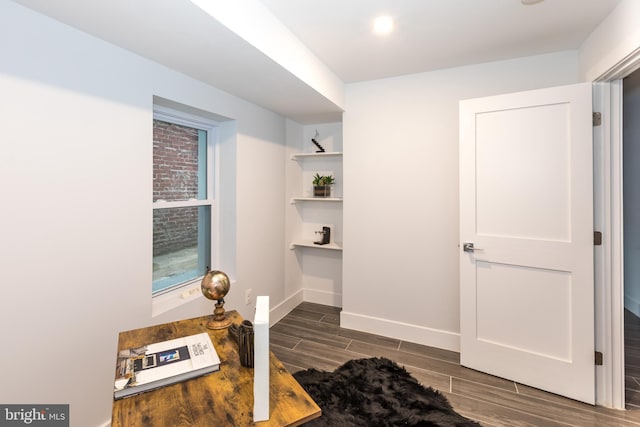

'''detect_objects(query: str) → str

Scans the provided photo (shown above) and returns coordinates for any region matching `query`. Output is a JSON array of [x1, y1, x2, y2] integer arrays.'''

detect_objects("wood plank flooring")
[[270, 302, 640, 427], [627, 309, 640, 409]]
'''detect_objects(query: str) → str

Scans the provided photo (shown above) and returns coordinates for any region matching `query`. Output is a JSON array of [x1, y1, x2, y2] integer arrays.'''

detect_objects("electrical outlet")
[[245, 288, 253, 305]]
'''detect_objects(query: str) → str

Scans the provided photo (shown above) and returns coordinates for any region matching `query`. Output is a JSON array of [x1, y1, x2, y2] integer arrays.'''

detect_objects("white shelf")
[[289, 143, 343, 254], [290, 197, 343, 204], [290, 151, 343, 160], [289, 240, 343, 251]]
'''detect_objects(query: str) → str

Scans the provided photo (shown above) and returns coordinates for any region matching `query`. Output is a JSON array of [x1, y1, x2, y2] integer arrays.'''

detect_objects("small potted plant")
[[312, 173, 335, 197]]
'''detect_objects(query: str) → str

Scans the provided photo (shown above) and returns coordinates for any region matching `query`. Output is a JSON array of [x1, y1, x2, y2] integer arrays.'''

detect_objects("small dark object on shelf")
[[314, 227, 331, 245], [312, 129, 325, 153]]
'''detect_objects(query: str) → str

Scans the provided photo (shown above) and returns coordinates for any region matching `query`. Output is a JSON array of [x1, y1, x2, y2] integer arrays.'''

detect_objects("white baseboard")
[[273, 291, 458, 353], [625, 293, 640, 318], [98, 419, 111, 427], [269, 289, 304, 326], [340, 310, 460, 352], [302, 288, 342, 307]]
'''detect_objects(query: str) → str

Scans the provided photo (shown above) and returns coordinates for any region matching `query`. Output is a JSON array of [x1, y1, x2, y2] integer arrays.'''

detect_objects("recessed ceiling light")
[[521, 0, 544, 5], [373, 16, 394, 35]]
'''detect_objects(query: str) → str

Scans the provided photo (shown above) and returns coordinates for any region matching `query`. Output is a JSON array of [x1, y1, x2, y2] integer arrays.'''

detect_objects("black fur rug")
[[293, 357, 481, 427]]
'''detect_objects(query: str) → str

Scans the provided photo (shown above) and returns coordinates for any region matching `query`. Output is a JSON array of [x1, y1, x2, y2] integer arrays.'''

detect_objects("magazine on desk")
[[114, 332, 220, 400]]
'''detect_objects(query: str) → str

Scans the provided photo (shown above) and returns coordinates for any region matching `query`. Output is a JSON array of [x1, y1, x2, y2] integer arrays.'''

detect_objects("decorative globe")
[[201, 270, 231, 301]]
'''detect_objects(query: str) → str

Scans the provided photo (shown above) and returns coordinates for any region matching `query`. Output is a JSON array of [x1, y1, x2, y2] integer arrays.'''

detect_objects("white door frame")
[[595, 47, 640, 409]]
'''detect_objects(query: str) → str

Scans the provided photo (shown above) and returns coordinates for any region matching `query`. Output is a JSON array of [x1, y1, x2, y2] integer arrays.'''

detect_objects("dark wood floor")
[[270, 302, 640, 427], [627, 309, 640, 409]]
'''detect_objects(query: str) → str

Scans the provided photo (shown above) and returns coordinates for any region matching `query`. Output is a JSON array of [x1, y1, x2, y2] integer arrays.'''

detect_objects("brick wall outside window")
[[153, 120, 200, 256]]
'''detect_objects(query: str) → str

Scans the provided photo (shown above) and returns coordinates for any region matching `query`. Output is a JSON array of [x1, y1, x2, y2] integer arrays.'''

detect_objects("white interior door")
[[459, 83, 595, 404]]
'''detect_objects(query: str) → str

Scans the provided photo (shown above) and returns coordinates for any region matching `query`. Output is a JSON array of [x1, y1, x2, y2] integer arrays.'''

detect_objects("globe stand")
[[201, 270, 232, 329], [207, 299, 232, 330]]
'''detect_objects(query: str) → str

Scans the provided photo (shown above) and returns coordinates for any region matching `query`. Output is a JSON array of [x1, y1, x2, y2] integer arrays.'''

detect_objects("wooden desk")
[[111, 311, 321, 427]]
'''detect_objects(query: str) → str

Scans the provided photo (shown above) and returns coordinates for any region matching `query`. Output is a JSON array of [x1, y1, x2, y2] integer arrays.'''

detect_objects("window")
[[152, 107, 216, 295]]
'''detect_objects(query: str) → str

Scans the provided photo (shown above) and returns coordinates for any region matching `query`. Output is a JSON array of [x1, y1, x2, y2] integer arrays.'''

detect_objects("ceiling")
[[13, 0, 621, 123], [260, 0, 621, 83]]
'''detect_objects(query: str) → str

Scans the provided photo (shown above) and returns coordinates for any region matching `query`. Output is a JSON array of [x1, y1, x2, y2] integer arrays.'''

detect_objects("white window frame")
[[151, 105, 218, 312]]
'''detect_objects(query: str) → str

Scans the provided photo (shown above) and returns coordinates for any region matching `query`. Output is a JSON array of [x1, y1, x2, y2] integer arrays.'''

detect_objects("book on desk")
[[114, 332, 220, 400]]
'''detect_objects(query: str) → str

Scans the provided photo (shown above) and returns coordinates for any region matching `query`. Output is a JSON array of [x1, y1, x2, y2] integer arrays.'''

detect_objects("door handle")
[[463, 242, 481, 253]]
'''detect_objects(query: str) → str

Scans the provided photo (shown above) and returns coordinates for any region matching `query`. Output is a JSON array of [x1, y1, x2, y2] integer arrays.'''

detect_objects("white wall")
[[579, 0, 640, 81], [0, 3, 287, 426], [341, 51, 580, 351]]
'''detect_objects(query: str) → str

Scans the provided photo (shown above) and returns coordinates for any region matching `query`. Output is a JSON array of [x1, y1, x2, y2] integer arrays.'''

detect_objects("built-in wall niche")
[[287, 122, 343, 306], [289, 124, 343, 251]]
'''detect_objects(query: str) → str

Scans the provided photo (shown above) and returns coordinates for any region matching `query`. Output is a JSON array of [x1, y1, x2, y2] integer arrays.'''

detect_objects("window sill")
[[151, 278, 203, 317], [151, 276, 237, 317]]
